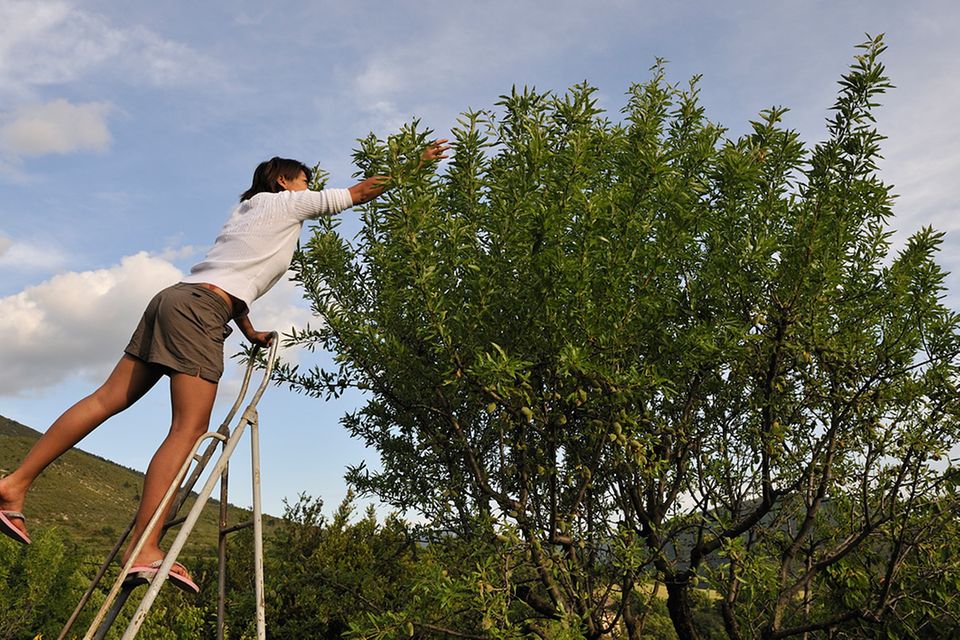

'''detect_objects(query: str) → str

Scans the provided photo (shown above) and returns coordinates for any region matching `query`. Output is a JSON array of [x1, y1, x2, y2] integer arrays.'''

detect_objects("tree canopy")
[[278, 35, 960, 640]]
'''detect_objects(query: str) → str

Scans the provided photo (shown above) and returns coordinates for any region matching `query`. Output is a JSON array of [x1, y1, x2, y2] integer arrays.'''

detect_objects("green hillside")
[[0, 414, 275, 558]]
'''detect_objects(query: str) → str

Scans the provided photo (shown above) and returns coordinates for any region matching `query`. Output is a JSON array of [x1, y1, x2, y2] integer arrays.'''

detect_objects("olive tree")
[[278, 36, 960, 640]]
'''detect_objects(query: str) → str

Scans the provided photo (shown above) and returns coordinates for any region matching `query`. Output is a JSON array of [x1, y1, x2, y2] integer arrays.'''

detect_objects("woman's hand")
[[234, 314, 274, 347], [348, 139, 451, 206], [246, 330, 274, 348], [421, 139, 450, 163]]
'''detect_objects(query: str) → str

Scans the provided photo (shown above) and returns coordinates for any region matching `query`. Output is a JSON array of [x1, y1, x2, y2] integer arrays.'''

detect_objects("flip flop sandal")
[[125, 559, 200, 594], [0, 511, 31, 545]]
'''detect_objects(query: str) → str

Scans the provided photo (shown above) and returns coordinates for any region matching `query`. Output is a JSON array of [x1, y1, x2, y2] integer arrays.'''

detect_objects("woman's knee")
[[87, 385, 133, 418], [171, 418, 210, 438]]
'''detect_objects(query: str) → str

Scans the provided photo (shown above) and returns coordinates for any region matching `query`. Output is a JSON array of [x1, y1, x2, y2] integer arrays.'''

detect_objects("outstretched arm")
[[347, 139, 450, 205], [348, 175, 391, 205]]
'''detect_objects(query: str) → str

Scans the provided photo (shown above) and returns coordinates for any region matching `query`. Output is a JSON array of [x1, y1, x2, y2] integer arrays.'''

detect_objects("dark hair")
[[240, 157, 312, 201]]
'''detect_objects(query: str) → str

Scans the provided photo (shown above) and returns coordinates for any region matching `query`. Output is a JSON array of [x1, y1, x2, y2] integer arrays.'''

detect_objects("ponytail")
[[240, 157, 312, 201]]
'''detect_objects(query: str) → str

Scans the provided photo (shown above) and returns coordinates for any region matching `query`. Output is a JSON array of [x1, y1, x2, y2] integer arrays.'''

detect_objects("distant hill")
[[0, 414, 274, 557]]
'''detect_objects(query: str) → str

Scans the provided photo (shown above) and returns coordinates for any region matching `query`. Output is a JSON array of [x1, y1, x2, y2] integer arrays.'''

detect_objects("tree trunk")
[[622, 585, 641, 640], [720, 601, 742, 640], [665, 578, 699, 640]]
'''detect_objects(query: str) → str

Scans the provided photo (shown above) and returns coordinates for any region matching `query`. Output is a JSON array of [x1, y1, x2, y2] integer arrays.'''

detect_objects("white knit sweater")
[[181, 188, 353, 307]]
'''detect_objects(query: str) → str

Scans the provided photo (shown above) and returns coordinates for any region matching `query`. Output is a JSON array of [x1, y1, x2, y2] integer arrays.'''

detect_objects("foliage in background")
[[0, 529, 86, 640], [0, 493, 715, 639], [278, 35, 960, 640], [0, 530, 208, 640]]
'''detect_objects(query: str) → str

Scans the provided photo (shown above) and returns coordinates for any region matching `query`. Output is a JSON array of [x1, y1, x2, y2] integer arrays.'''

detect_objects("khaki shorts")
[[124, 283, 233, 383]]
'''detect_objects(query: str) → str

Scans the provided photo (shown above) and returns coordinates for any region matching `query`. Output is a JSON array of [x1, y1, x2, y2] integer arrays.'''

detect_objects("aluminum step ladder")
[[58, 334, 279, 640]]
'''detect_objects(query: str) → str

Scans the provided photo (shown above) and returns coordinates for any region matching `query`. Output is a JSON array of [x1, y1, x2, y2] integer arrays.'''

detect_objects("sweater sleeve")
[[286, 188, 354, 221]]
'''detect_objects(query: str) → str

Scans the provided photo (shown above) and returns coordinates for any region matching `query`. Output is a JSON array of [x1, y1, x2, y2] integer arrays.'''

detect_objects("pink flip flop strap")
[[127, 559, 199, 593], [0, 510, 31, 544]]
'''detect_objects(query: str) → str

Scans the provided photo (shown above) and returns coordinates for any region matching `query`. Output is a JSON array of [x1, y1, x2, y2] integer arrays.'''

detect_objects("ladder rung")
[[220, 520, 254, 537]]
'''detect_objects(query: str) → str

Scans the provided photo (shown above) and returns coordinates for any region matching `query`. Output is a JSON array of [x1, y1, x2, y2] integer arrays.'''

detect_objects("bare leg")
[[124, 372, 217, 577], [0, 355, 162, 539]]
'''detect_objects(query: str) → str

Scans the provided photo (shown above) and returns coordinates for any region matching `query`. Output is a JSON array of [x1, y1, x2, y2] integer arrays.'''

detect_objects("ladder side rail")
[[168, 423, 229, 520], [245, 335, 278, 410], [217, 455, 230, 640], [250, 413, 266, 640], [64, 425, 232, 640], [90, 586, 135, 640], [217, 335, 278, 640], [164, 341, 262, 524], [247, 335, 277, 640], [217, 342, 261, 433]]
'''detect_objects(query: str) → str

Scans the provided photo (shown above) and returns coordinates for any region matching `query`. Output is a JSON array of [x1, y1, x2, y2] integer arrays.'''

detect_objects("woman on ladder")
[[0, 140, 449, 592]]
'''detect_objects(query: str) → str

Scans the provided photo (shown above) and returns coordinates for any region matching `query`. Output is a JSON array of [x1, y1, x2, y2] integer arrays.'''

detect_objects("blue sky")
[[2, 0, 958, 518]]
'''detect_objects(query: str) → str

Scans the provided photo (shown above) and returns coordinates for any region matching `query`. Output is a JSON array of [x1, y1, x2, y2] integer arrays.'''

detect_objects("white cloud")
[[0, 1, 123, 93], [0, 256, 319, 397], [244, 272, 315, 339], [155, 244, 201, 263], [0, 99, 111, 156], [876, 47, 960, 242], [0, 252, 181, 395], [0, 1, 227, 162], [344, 6, 587, 126], [0, 0, 224, 98], [125, 25, 225, 87], [0, 237, 69, 271]]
